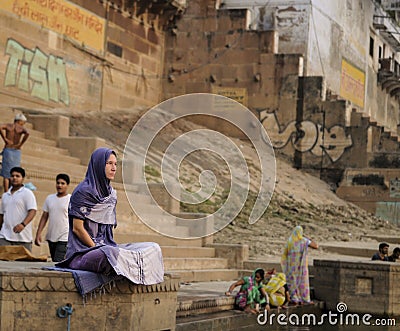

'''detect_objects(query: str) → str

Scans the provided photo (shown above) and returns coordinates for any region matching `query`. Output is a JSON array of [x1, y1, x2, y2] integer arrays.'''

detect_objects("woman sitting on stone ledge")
[[56, 147, 164, 287]]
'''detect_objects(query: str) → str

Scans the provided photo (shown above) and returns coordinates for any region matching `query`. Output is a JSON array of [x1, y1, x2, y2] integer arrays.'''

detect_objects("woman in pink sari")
[[281, 225, 318, 305]]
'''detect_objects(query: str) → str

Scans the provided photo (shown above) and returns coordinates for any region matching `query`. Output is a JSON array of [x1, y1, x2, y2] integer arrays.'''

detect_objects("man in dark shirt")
[[371, 242, 389, 261], [388, 247, 400, 262]]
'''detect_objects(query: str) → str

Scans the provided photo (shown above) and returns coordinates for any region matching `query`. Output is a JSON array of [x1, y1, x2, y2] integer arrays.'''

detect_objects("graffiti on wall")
[[260, 111, 352, 162], [390, 178, 400, 198], [4, 39, 69, 105]]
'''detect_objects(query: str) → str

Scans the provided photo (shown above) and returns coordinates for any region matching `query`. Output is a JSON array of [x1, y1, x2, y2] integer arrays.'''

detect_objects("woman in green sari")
[[225, 268, 269, 314]]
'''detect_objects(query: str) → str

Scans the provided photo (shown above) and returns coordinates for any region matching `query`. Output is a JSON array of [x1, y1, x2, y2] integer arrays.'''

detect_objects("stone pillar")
[[313, 259, 400, 316]]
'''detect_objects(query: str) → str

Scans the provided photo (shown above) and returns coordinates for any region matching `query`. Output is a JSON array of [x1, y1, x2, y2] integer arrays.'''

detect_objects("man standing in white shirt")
[[35, 174, 70, 262], [0, 167, 37, 251]]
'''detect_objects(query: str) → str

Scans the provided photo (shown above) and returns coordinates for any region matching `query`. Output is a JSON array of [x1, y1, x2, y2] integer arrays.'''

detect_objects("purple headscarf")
[[69, 147, 117, 225]]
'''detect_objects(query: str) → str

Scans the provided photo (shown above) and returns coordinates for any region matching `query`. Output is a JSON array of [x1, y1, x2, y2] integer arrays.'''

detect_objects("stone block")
[[209, 243, 249, 269], [58, 137, 111, 166], [0, 264, 179, 331], [28, 115, 70, 141], [148, 182, 181, 214], [313, 259, 400, 316]]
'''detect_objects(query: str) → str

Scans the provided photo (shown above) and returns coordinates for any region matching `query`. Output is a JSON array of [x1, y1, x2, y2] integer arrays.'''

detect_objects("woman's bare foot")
[[244, 306, 259, 314]]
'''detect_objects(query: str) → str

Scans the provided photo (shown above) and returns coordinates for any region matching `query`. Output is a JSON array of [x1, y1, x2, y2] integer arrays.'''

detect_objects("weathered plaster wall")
[[0, 0, 165, 114]]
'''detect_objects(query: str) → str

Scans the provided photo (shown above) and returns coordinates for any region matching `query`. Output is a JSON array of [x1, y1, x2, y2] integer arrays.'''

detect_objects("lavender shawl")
[[55, 148, 164, 294]]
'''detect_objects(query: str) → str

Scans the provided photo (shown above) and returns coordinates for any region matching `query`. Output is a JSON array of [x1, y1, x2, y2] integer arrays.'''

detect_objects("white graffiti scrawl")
[[260, 111, 352, 162], [4, 39, 69, 105]]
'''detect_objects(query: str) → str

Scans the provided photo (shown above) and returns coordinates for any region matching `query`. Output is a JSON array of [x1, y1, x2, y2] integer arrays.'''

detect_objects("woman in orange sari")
[[281, 225, 318, 304]]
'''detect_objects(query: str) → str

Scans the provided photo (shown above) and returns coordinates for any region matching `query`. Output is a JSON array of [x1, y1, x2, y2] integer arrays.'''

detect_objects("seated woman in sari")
[[281, 225, 318, 305], [57, 147, 164, 286], [225, 268, 269, 314], [263, 272, 290, 308]]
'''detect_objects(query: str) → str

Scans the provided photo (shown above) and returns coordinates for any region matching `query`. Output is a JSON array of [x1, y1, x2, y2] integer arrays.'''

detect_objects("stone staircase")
[[0, 107, 246, 283]]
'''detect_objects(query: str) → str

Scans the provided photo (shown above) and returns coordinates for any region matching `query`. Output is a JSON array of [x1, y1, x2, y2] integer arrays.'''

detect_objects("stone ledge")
[[177, 296, 234, 317], [313, 259, 400, 316], [314, 258, 399, 271], [0, 266, 179, 293], [0, 262, 179, 331]]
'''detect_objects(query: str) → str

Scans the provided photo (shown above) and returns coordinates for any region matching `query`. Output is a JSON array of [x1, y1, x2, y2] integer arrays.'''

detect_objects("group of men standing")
[[371, 242, 400, 262], [0, 114, 70, 262]]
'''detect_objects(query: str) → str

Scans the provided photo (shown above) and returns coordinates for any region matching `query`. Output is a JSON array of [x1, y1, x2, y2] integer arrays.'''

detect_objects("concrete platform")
[[176, 281, 324, 331]]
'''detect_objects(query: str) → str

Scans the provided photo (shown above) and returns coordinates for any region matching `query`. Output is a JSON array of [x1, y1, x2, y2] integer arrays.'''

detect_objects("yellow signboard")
[[1, 0, 105, 53], [340, 59, 365, 108], [212, 87, 248, 107]]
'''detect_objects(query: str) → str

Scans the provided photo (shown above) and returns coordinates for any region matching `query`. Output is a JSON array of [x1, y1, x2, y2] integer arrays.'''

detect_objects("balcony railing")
[[378, 58, 400, 97], [374, 5, 400, 51]]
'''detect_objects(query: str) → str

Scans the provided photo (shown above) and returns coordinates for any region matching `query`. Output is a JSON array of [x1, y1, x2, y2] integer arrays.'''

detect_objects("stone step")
[[162, 246, 215, 258], [114, 232, 204, 247], [20, 146, 82, 165], [31, 178, 151, 204], [319, 242, 378, 258], [117, 222, 191, 238], [170, 269, 242, 282], [12, 124, 46, 140], [21, 154, 88, 178], [361, 235, 400, 244], [177, 286, 234, 318], [32, 245, 218, 264], [176, 300, 325, 330], [165, 257, 228, 271], [243, 259, 315, 275], [23, 133, 57, 147], [176, 310, 258, 331]]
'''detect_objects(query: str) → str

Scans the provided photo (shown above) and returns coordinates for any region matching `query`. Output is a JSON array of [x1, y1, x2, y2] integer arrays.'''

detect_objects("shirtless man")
[[0, 114, 29, 192]]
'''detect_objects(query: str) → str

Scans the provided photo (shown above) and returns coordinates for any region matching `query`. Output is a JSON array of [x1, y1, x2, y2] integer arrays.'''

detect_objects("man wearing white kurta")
[[0, 167, 37, 251], [35, 174, 70, 261]]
